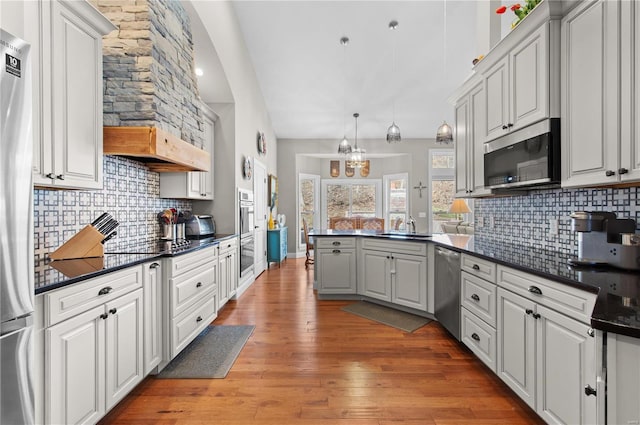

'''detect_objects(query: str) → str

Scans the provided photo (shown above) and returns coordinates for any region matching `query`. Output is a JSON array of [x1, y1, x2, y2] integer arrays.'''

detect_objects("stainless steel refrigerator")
[[0, 28, 34, 424]]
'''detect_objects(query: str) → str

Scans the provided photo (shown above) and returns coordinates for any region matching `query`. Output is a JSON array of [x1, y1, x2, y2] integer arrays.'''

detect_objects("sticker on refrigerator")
[[5, 53, 21, 77]]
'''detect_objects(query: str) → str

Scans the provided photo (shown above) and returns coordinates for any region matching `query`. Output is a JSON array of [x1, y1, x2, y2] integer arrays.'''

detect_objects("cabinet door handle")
[[502, 125, 508, 130], [386, 256, 390, 259], [46, 173, 56, 179], [109, 308, 117, 315], [150, 262, 160, 269], [98, 286, 113, 296], [332, 249, 341, 254], [471, 333, 480, 342], [471, 294, 480, 302], [584, 385, 597, 397], [605, 170, 616, 177], [525, 308, 533, 315], [472, 264, 480, 271], [532, 313, 541, 319], [100, 313, 109, 320], [196, 282, 203, 288], [56, 174, 65, 180], [528, 285, 542, 295], [196, 316, 203, 322], [332, 241, 341, 246], [618, 168, 629, 175], [507, 123, 514, 128]]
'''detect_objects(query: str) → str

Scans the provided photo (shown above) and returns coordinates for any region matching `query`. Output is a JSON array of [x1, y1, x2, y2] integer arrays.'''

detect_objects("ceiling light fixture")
[[436, 121, 453, 144], [386, 20, 401, 144], [195, 67, 204, 77], [435, 1, 453, 145], [346, 113, 366, 168], [337, 36, 352, 155]]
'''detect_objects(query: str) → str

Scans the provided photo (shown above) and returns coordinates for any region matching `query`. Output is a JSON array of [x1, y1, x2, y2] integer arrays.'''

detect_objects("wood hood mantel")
[[103, 127, 210, 172]]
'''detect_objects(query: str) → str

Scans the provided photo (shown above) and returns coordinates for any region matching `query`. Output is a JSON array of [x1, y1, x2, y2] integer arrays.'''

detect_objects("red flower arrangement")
[[496, 0, 541, 27]]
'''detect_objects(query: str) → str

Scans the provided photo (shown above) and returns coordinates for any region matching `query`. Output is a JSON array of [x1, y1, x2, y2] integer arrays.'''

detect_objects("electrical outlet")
[[478, 216, 485, 227], [488, 216, 495, 228], [549, 219, 559, 235]]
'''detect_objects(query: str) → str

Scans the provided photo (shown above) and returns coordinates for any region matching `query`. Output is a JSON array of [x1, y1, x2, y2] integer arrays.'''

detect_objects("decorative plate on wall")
[[257, 132, 266, 155], [243, 156, 253, 180]]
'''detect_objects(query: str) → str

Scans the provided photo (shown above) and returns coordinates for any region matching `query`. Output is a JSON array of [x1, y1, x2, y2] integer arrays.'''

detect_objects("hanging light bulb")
[[436, 121, 454, 144], [386, 20, 401, 143], [346, 113, 366, 168], [337, 36, 352, 154]]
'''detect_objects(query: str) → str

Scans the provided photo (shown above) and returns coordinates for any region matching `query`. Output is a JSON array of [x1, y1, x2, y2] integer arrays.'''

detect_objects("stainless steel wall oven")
[[239, 189, 255, 277]]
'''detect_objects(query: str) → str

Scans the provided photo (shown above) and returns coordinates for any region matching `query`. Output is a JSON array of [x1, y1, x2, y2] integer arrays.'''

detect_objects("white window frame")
[[383, 172, 409, 231], [298, 173, 320, 251], [428, 149, 455, 233], [320, 179, 382, 228]]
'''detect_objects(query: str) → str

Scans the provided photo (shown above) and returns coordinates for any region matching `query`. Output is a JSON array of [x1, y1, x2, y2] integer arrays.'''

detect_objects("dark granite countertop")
[[310, 229, 640, 338], [35, 234, 237, 295]]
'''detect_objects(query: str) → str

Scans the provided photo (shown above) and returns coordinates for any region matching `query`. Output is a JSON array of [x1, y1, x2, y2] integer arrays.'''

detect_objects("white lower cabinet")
[[45, 267, 144, 425], [143, 261, 162, 375], [316, 237, 357, 294], [218, 238, 238, 309], [497, 286, 597, 425], [607, 333, 640, 425], [359, 239, 428, 311], [163, 246, 218, 362]]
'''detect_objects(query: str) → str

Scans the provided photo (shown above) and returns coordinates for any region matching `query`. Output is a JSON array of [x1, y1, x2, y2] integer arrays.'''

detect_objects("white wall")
[[189, 1, 277, 233], [278, 138, 450, 254]]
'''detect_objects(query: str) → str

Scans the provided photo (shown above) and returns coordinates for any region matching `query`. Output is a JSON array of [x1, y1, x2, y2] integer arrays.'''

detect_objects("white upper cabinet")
[[32, 0, 115, 189], [453, 78, 490, 198], [619, 0, 640, 182], [561, 0, 620, 187], [160, 106, 216, 200], [483, 23, 553, 143]]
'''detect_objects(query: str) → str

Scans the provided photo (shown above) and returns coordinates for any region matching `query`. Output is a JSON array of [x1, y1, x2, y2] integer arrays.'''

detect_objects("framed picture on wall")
[[268, 174, 278, 207]]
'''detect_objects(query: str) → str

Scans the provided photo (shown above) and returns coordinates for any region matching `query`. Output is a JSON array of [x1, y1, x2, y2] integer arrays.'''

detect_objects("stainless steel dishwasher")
[[434, 246, 461, 340]]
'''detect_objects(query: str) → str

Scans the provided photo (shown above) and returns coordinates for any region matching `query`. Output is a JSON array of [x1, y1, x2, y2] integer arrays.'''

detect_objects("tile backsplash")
[[34, 155, 191, 262], [474, 187, 640, 255]]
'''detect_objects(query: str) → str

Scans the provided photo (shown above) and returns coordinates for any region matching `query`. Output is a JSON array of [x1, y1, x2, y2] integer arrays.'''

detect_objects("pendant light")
[[386, 20, 401, 143], [337, 36, 352, 154], [435, 1, 453, 144], [436, 121, 453, 144], [346, 113, 366, 168]]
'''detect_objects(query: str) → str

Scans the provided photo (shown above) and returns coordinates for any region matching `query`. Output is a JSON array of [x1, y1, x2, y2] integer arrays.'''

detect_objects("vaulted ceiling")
[[191, 1, 479, 140]]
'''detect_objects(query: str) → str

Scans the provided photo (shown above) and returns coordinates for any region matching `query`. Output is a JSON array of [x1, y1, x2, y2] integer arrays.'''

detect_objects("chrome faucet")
[[408, 216, 416, 233]]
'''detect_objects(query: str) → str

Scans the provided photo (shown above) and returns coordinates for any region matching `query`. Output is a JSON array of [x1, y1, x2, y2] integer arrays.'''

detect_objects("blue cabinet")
[[267, 227, 287, 267]]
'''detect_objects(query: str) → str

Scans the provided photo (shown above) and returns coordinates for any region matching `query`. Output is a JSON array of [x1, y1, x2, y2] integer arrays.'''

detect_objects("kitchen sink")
[[379, 232, 432, 238]]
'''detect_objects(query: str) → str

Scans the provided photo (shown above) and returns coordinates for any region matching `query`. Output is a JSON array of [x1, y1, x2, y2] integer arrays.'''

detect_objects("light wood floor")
[[99, 258, 544, 425]]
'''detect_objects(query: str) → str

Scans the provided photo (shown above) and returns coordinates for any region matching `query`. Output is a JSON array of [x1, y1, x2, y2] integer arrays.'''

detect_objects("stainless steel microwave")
[[484, 118, 560, 190]]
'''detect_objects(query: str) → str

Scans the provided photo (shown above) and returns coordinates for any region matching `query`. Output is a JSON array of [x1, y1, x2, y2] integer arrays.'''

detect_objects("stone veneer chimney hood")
[[95, 0, 210, 172]]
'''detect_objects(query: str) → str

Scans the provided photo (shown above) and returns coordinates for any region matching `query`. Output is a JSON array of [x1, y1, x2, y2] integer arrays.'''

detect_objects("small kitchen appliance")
[[569, 211, 640, 270], [185, 215, 216, 239]]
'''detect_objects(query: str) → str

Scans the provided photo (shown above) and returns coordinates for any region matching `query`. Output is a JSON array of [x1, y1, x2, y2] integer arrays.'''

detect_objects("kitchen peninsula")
[[311, 228, 640, 425]]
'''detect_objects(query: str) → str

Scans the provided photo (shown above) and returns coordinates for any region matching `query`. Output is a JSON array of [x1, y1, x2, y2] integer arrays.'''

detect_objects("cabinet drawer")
[[316, 237, 356, 249], [361, 238, 427, 256], [461, 308, 497, 373], [167, 245, 218, 278], [461, 271, 497, 327], [171, 293, 217, 358], [497, 265, 597, 324], [45, 266, 142, 327], [171, 263, 217, 317], [461, 254, 497, 283], [218, 237, 238, 255]]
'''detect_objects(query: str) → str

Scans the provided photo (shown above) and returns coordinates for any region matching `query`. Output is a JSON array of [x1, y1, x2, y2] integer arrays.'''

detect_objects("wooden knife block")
[[49, 225, 104, 260]]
